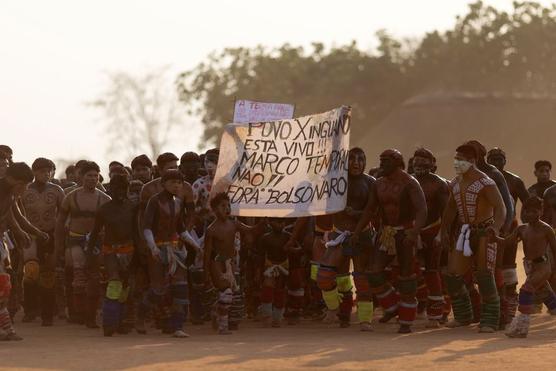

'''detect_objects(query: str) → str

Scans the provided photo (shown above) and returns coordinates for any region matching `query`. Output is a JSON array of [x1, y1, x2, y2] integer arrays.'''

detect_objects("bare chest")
[[376, 179, 407, 205]]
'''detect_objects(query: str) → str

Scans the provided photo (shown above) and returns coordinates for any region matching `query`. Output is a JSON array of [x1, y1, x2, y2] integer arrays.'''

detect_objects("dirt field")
[[3, 251, 556, 371], [2, 305, 556, 371]]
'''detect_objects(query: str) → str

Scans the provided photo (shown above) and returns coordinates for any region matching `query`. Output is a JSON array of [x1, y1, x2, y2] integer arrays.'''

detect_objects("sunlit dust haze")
[[1, 0, 552, 174]]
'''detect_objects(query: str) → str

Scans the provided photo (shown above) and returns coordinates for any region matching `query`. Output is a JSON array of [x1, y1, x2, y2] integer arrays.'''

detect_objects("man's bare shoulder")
[[96, 188, 112, 202], [405, 173, 423, 189], [375, 176, 385, 185], [206, 219, 218, 233], [502, 170, 523, 183], [544, 183, 556, 198], [179, 180, 194, 200], [141, 178, 161, 197], [427, 173, 448, 187], [361, 173, 375, 185], [143, 178, 161, 190], [64, 184, 80, 195], [65, 186, 81, 197], [538, 220, 555, 233], [206, 222, 225, 238], [182, 180, 193, 191], [46, 182, 65, 194]]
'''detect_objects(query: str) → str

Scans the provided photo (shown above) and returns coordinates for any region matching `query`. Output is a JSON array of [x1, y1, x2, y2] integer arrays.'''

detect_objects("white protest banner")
[[211, 106, 351, 217], [233, 99, 295, 123]]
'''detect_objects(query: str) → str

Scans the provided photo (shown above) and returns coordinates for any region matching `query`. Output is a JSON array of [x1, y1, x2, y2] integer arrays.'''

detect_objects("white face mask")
[[205, 159, 217, 179], [454, 159, 472, 175]]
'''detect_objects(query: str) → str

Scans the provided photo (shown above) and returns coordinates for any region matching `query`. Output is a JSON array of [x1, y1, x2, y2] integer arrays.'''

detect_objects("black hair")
[[161, 169, 183, 183], [487, 147, 506, 160], [111, 165, 130, 176], [131, 154, 152, 169], [156, 152, 179, 169], [465, 140, 487, 157], [109, 173, 129, 190], [456, 144, 478, 161], [6, 162, 34, 182], [523, 196, 543, 211], [210, 192, 229, 211], [80, 161, 100, 175], [349, 147, 366, 156], [75, 159, 88, 171], [65, 165, 76, 177], [109, 161, 124, 169], [535, 160, 552, 171], [0, 145, 13, 158], [414, 147, 434, 162], [205, 148, 219, 161], [32, 157, 54, 171], [180, 151, 200, 164]]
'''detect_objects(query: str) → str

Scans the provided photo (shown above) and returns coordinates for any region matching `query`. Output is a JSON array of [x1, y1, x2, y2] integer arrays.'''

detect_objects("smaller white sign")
[[233, 99, 295, 123]]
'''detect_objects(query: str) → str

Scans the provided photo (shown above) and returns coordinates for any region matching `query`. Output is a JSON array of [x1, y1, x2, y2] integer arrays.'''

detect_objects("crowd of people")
[[1, 139, 556, 342]]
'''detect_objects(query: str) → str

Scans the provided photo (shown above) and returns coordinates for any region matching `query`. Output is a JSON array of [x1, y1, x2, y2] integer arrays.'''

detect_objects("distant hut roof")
[[355, 91, 556, 183]]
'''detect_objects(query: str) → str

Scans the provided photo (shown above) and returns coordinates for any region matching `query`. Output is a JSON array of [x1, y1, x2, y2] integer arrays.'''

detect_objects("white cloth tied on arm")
[[143, 229, 157, 252], [3, 232, 15, 251], [189, 229, 205, 269], [456, 224, 473, 257], [1, 233, 10, 261], [179, 230, 201, 250], [325, 230, 351, 248], [165, 246, 187, 275]]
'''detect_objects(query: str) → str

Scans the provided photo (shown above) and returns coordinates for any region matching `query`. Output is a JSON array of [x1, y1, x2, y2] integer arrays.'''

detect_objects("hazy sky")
[[1, 0, 552, 173]]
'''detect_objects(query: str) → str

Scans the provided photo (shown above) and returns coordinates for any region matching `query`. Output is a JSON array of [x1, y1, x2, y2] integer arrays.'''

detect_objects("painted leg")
[[502, 268, 519, 324], [444, 274, 473, 327], [272, 287, 286, 327], [170, 283, 189, 338], [353, 271, 373, 331], [368, 272, 399, 323], [398, 276, 418, 333], [506, 287, 534, 338], [336, 273, 353, 328], [317, 265, 340, 324], [39, 270, 56, 326], [103, 280, 122, 336], [216, 288, 233, 335], [476, 271, 500, 333]]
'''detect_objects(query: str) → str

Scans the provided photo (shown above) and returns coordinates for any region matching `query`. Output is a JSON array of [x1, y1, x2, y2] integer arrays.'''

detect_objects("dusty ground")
[[3, 251, 556, 371], [2, 312, 556, 371]]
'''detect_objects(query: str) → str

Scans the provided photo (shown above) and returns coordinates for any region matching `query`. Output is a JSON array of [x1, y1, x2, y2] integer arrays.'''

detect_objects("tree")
[[176, 38, 411, 146], [91, 68, 190, 161], [176, 1, 556, 147]]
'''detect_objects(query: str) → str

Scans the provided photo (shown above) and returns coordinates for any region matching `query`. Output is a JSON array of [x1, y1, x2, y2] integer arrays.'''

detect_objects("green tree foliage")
[[176, 1, 556, 146]]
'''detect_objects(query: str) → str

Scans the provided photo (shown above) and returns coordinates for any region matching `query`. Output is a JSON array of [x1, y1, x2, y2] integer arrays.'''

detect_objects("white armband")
[[180, 230, 200, 250], [143, 229, 157, 252]]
